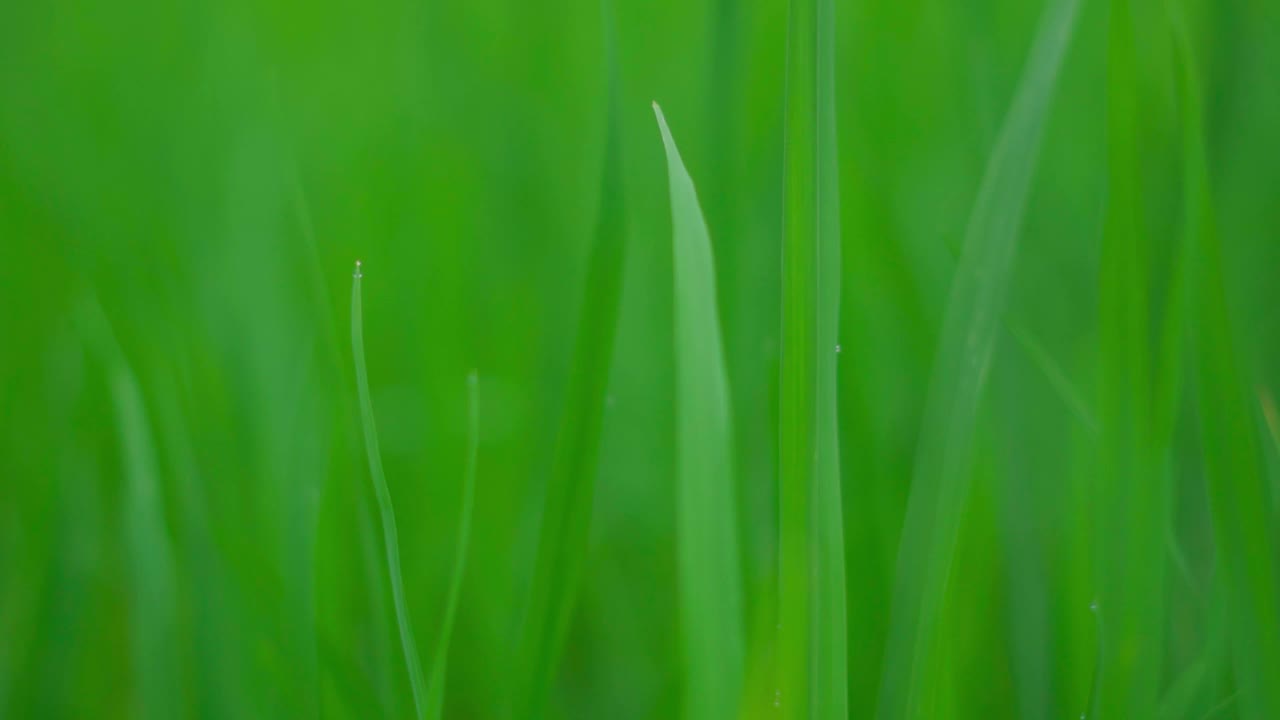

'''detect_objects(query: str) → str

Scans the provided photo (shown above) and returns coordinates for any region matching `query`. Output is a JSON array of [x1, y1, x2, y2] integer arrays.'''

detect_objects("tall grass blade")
[[351, 261, 428, 720], [424, 372, 480, 720], [513, 6, 627, 714], [1176, 21, 1280, 719], [78, 301, 181, 720], [813, 0, 847, 715], [873, 0, 1079, 716], [778, 0, 849, 714], [652, 102, 746, 720], [1093, 0, 1169, 712]]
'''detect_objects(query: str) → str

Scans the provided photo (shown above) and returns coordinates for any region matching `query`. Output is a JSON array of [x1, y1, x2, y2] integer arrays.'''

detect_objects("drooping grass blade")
[[653, 101, 746, 720], [1176, 22, 1280, 718], [424, 372, 480, 720], [512, 6, 627, 713], [351, 261, 428, 720], [873, 0, 1080, 716]]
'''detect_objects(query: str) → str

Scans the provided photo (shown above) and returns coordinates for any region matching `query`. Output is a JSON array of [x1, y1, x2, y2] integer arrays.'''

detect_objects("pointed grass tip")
[[354, 260, 363, 279]]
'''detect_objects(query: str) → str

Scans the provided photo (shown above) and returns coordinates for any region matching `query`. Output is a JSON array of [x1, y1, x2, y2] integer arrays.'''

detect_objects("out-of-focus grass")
[[875, 0, 1078, 715], [513, 7, 626, 716], [2, 0, 1279, 718], [1177, 15, 1280, 717]]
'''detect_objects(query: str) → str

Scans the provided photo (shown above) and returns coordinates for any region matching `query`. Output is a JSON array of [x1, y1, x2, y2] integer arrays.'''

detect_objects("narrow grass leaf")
[[1176, 22, 1280, 719], [425, 372, 480, 720], [513, 8, 627, 714], [778, 0, 820, 716], [813, 0, 848, 715], [873, 0, 1080, 716], [653, 102, 746, 720], [351, 262, 428, 720], [78, 300, 181, 720]]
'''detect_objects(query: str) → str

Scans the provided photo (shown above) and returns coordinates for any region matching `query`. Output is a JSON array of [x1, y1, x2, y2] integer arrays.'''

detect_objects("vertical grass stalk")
[[1094, 1, 1167, 714], [779, 0, 848, 715], [812, 0, 848, 715], [778, 0, 820, 716], [351, 261, 429, 720]]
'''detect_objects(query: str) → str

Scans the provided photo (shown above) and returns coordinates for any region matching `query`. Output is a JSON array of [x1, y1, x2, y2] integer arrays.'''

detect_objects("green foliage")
[[653, 102, 745, 720], [778, 0, 847, 716], [352, 263, 429, 720], [1176, 20, 1280, 718], [512, 8, 627, 715], [2, 0, 1279, 718], [874, 0, 1080, 716]]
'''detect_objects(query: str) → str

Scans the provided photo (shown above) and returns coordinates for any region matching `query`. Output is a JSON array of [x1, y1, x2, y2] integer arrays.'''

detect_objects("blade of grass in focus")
[[1094, 0, 1166, 713], [351, 261, 428, 720], [1176, 21, 1280, 718], [513, 6, 627, 714], [773, 0, 824, 707], [653, 102, 746, 720], [812, 0, 848, 714], [424, 372, 480, 720], [78, 300, 180, 719], [874, 0, 1079, 716]]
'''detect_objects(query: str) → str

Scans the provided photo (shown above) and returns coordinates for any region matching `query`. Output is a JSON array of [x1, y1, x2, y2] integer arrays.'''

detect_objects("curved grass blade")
[[351, 261, 428, 720], [1176, 21, 1280, 719], [653, 102, 746, 720], [873, 0, 1080, 716], [512, 6, 627, 714], [78, 300, 180, 720], [424, 372, 480, 720]]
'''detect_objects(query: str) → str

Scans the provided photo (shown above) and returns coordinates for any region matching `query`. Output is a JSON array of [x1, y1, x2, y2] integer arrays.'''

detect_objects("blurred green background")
[[2, 0, 1278, 717]]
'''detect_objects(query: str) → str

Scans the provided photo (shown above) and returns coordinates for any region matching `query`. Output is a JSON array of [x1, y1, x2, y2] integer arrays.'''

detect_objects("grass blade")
[[513, 7, 627, 713], [1176, 21, 1280, 718], [873, 0, 1080, 716], [351, 261, 428, 720], [773, 0, 824, 707], [652, 102, 746, 720], [1094, 0, 1177, 712], [813, 0, 847, 715], [79, 300, 181, 720], [778, 0, 849, 715], [424, 372, 480, 720]]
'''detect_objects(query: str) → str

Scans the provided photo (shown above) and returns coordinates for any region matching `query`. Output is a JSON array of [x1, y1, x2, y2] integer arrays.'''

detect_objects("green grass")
[[1176, 17, 1280, 718], [511, 7, 627, 716], [874, 0, 1079, 716], [79, 300, 181, 719], [777, 0, 827, 715], [4, 1, 1280, 718], [776, 0, 848, 715], [653, 101, 745, 720], [1095, 0, 1171, 714], [425, 371, 480, 720], [351, 261, 429, 720]]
